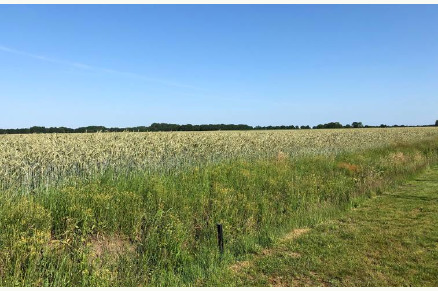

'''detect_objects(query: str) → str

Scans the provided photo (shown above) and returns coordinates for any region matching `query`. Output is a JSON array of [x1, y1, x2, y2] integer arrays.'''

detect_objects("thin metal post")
[[217, 223, 224, 254]]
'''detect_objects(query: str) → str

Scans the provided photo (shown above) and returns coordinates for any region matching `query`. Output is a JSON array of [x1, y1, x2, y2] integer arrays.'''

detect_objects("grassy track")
[[219, 165, 438, 286]]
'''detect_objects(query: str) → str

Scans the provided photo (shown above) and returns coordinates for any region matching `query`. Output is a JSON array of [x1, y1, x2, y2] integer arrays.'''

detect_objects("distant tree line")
[[0, 121, 436, 134], [312, 121, 438, 129]]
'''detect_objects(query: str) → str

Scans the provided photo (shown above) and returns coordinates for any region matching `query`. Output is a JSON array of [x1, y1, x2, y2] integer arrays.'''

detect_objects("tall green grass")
[[1, 139, 438, 286]]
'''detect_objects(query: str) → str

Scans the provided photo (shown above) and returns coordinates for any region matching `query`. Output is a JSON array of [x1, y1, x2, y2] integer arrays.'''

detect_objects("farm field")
[[1, 127, 438, 286], [2, 127, 438, 193]]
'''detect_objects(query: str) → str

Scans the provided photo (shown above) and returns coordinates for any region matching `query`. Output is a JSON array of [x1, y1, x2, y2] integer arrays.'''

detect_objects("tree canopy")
[[0, 121, 435, 134]]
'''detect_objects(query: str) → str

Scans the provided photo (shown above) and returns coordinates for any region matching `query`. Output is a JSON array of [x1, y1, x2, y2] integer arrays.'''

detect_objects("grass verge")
[[219, 165, 438, 286]]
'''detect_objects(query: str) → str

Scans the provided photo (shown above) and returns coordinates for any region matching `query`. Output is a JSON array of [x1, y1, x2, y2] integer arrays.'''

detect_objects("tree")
[[30, 126, 47, 133], [325, 122, 343, 129], [351, 122, 363, 128], [435, 120, 438, 126]]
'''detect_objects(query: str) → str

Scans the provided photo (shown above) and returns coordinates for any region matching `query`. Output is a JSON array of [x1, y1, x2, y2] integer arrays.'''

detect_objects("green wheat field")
[[1, 127, 438, 286]]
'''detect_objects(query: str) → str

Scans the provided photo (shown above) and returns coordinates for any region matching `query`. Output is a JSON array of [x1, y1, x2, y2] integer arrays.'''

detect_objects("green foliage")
[[220, 165, 438, 286], [1, 138, 438, 286], [40, 184, 144, 239], [313, 122, 343, 129], [0, 195, 52, 286], [0, 123, 297, 134], [352, 122, 363, 128], [1, 122, 435, 135]]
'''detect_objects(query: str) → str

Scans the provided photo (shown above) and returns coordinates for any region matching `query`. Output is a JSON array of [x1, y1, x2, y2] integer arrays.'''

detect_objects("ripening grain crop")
[[1, 127, 438, 193]]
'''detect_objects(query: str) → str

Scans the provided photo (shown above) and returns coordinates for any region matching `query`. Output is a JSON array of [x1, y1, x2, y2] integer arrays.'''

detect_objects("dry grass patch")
[[276, 151, 289, 162], [268, 276, 288, 287], [337, 162, 360, 174], [280, 228, 311, 242], [229, 228, 310, 275], [287, 251, 302, 258], [390, 152, 407, 164], [88, 234, 135, 260], [229, 260, 251, 273]]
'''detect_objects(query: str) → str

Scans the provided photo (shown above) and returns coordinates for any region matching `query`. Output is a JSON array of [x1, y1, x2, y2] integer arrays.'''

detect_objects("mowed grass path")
[[219, 166, 438, 286]]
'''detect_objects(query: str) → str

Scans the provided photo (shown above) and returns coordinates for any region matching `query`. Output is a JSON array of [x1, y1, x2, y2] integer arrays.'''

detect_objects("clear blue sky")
[[1, 5, 437, 128]]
